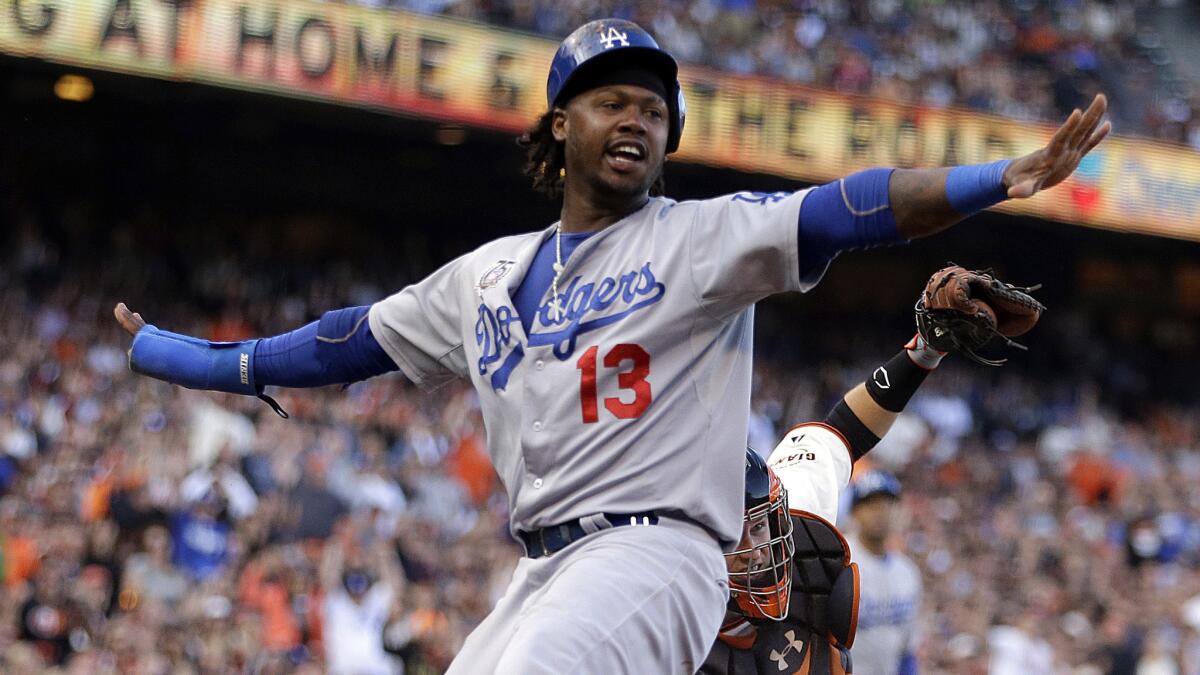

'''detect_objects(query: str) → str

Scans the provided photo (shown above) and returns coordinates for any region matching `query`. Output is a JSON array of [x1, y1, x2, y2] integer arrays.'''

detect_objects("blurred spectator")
[[170, 490, 233, 582], [321, 527, 406, 675], [121, 525, 188, 607], [988, 613, 1056, 675]]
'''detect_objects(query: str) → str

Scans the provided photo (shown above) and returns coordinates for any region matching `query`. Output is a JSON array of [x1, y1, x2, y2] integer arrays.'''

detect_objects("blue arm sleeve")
[[945, 159, 1010, 214], [899, 651, 918, 675], [129, 327, 260, 395], [797, 167, 904, 279], [128, 306, 398, 398], [253, 306, 399, 387]]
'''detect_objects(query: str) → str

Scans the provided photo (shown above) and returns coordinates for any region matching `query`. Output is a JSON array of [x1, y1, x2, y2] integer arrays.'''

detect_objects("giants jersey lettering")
[[369, 192, 823, 545]]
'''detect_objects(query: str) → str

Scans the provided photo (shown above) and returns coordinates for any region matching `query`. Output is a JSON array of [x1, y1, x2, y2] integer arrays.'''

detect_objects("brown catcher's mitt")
[[915, 264, 1046, 366]]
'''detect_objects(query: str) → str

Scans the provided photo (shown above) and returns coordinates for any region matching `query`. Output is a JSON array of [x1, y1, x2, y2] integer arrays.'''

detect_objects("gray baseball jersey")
[[369, 191, 822, 547], [845, 534, 922, 675]]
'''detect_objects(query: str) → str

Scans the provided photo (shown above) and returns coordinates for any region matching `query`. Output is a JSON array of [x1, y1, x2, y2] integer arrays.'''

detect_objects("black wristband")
[[865, 348, 932, 413], [824, 401, 880, 463]]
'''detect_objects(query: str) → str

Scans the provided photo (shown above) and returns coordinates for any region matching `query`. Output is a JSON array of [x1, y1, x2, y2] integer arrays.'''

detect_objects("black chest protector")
[[700, 510, 859, 675]]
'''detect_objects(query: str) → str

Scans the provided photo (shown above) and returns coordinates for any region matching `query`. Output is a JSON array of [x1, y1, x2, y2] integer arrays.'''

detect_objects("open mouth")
[[605, 141, 647, 173]]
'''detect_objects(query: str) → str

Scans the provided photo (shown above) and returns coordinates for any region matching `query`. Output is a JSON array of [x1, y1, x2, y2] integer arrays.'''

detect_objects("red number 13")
[[576, 344, 652, 423]]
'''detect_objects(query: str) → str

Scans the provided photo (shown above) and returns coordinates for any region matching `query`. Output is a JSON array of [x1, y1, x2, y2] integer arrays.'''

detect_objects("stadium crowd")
[[4, 208, 1200, 675], [358, 0, 1200, 147]]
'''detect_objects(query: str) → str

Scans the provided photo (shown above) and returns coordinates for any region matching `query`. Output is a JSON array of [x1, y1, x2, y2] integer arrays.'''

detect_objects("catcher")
[[700, 265, 1043, 675]]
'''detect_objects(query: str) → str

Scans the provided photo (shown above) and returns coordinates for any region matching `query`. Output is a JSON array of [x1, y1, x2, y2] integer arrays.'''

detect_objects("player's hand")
[[1003, 93, 1110, 199], [113, 302, 147, 336]]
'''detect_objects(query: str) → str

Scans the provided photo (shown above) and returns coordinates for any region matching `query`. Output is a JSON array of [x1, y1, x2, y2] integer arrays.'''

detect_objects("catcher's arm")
[[890, 94, 1109, 239], [824, 334, 944, 463], [767, 341, 931, 521], [823, 265, 1044, 460]]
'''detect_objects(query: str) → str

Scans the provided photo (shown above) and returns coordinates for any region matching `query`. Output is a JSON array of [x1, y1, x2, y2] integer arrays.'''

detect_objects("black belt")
[[519, 511, 659, 558]]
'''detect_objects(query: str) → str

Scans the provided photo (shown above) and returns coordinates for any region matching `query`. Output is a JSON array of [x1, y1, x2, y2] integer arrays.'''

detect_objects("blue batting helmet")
[[849, 470, 902, 507], [546, 19, 686, 153]]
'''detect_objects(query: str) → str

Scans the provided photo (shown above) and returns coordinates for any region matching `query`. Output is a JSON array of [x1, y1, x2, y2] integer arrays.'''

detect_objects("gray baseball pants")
[[445, 518, 729, 674]]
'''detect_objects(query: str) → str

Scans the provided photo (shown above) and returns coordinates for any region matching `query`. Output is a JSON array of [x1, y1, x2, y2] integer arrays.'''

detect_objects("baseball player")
[[112, 17, 1105, 673], [845, 471, 921, 675], [702, 266, 1044, 674]]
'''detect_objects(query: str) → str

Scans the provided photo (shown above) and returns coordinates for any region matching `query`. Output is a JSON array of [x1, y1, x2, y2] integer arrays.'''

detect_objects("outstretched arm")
[[769, 267, 1043, 523], [824, 263, 1045, 458], [114, 302, 399, 414], [823, 335, 944, 462], [766, 334, 944, 522], [795, 94, 1110, 273], [892, 94, 1109, 239]]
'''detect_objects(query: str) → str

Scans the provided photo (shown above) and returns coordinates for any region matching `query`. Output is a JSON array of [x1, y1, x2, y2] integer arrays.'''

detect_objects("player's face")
[[554, 84, 669, 201], [853, 495, 896, 542], [726, 511, 772, 575]]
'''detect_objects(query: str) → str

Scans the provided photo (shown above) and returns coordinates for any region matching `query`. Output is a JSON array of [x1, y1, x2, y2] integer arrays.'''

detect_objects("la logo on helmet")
[[599, 26, 629, 49]]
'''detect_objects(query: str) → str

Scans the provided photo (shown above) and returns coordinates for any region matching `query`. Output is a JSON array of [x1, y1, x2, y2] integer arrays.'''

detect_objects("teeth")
[[612, 144, 643, 159]]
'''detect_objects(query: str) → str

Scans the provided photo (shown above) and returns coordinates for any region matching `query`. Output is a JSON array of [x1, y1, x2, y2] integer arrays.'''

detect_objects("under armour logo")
[[599, 26, 629, 49], [873, 366, 891, 389], [769, 630, 804, 670]]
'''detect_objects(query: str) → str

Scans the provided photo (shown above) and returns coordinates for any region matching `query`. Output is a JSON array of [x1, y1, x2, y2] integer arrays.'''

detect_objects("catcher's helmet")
[[726, 448, 795, 622], [849, 469, 902, 507], [546, 19, 686, 153]]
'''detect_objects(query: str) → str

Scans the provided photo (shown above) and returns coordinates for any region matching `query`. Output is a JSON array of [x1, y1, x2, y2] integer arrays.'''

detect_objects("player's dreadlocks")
[[518, 110, 666, 199], [518, 111, 566, 199]]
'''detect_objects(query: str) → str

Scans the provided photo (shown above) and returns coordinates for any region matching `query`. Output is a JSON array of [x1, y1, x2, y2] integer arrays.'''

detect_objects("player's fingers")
[[1082, 93, 1108, 125], [113, 303, 131, 334], [1080, 121, 1111, 156], [113, 302, 146, 335], [1070, 96, 1107, 148], [1070, 105, 1104, 148], [1047, 109, 1080, 155]]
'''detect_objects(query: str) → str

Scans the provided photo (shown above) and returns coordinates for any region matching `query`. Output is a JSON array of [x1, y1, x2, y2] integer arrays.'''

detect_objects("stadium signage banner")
[[4, 0, 1200, 240]]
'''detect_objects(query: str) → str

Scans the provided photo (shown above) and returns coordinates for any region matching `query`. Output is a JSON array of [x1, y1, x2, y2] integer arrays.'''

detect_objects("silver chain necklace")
[[549, 225, 566, 322]]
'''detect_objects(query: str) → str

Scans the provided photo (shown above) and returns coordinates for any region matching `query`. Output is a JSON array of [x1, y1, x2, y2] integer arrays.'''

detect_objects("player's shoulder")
[[618, 196, 702, 235], [442, 228, 549, 275], [647, 188, 817, 227], [675, 187, 817, 210], [473, 228, 548, 256]]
